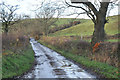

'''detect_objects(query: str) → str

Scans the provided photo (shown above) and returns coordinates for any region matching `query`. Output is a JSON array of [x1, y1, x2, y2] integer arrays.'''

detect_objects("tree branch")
[[65, 0, 96, 23], [65, 1, 89, 13], [82, 2, 98, 16]]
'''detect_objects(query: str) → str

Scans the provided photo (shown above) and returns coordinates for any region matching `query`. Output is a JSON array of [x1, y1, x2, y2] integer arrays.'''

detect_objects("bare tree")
[[65, 0, 118, 46], [35, 0, 65, 36], [0, 2, 19, 34]]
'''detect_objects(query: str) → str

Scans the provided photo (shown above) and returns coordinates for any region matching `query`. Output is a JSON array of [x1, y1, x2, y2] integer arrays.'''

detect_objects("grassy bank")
[[2, 46, 35, 78], [39, 40, 119, 78]]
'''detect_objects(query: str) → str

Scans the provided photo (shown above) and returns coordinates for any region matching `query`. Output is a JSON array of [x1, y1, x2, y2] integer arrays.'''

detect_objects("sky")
[[0, 0, 119, 19]]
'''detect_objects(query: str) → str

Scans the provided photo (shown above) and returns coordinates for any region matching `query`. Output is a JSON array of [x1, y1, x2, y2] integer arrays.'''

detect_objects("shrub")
[[2, 33, 29, 54]]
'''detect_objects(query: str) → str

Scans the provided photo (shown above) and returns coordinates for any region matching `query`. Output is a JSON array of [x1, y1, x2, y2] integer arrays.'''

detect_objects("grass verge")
[[2, 46, 35, 78], [39, 40, 119, 78], [83, 39, 120, 42]]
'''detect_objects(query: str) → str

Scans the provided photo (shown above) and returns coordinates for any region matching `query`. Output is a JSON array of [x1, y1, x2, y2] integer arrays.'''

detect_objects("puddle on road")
[[61, 64, 72, 67], [34, 55, 40, 58], [49, 61, 59, 68], [53, 69, 68, 78], [77, 69, 84, 72], [45, 54, 54, 60], [34, 55, 43, 58], [53, 69, 66, 75]]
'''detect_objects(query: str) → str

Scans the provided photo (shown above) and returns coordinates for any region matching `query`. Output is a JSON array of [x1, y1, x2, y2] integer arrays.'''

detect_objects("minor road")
[[23, 38, 96, 78]]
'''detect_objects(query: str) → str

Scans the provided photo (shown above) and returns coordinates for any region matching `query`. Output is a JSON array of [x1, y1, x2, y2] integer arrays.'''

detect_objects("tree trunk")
[[4, 23, 8, 35], [91, 14, 106, 46], [2, 22, 8, 35], [91, 2, 109, 47]]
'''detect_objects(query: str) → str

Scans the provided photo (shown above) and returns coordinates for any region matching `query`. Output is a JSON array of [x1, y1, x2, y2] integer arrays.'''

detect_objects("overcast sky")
[[0, 0, 119, 19]]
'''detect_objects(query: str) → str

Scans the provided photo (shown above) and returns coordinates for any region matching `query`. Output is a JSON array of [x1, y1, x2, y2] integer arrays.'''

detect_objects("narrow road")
[[23, 38, 96, 78]]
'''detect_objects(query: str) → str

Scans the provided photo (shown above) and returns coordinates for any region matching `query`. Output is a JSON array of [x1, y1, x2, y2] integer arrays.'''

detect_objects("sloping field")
[[50, 15, 119, 37]]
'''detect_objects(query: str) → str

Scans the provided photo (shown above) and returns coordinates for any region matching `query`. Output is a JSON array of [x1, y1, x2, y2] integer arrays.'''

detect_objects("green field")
[[2, 46, 34, 78], [50, 15, 119, 37], [54, 18, 88, 26]]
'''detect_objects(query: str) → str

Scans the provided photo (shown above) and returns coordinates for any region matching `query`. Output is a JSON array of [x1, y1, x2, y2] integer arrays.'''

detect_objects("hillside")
[[50, 15, 119, 37], [10, 18, 81, 35]]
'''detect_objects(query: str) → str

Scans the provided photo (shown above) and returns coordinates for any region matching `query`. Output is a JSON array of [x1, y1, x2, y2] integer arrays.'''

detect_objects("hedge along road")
[[23, 38, 96, 78]]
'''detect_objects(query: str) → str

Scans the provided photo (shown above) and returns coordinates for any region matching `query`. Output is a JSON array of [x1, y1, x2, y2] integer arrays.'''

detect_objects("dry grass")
[[40, 36, 119, 67], [2, 33, 29, 55]]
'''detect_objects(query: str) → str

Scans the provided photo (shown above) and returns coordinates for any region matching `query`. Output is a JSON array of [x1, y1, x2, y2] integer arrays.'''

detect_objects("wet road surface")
[[23, 38, 96, 78]]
